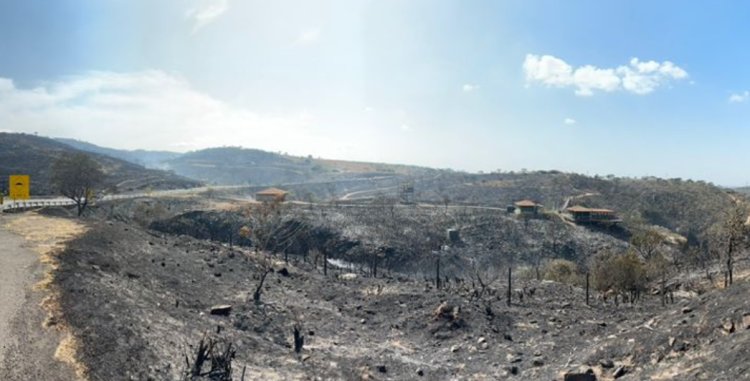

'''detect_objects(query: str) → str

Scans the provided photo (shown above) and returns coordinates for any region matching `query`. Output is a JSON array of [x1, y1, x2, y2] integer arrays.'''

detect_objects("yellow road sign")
[[9, 175, 30, 200]]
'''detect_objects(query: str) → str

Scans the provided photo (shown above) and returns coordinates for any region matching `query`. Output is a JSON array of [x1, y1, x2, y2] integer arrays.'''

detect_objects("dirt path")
[[0, 213, 86, 380], [339, 185, 399, 200]]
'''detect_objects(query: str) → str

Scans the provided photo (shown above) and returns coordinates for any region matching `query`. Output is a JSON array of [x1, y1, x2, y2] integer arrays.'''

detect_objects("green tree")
[[718, 204, 748, 286], [592, 251, 647, 303], [629, 228, 662, 260], [51, 153, 105, 216], [543, 259, 581, 285]]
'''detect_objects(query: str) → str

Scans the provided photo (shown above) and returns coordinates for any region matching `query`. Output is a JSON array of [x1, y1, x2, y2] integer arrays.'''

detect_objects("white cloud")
[[523, 55, 572, 87], [523, 54, 688, 96], [0, 78, 13, 92], [0, 71, 340, 155], [729, 91, 750, 103], [400, 123, 412, 131], [296, 28, 321, 45], [462, 83, 479, 92], [186, 0, 229, 33], [572, 65, 620, 96], [563, 118, 576, 125]]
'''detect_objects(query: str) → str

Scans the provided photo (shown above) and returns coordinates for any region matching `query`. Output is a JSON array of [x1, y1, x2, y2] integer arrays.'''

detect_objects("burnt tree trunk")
[[585, 273, 590, 306], [253, 269, 271, 305], [436, 257, 441, 290], [293, 325, 304, 354], [506, 267, 512, 307]]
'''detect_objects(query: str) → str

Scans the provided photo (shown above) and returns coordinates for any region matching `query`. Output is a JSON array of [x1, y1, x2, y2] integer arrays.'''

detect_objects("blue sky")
[[1, 0, 750, 185]]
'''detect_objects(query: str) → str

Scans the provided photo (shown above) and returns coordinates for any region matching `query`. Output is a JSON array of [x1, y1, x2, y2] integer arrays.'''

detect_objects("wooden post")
[[323, 251, 328, 276], [585, 273, 590, 306], [436, 257, 441, 290], [724, 271, 728, 289], [293, 325, 304, 354], [506, 267, 512, 307], [660, 275, 666, 306]]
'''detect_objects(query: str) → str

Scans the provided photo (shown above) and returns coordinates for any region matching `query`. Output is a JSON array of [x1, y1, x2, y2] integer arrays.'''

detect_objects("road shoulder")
[[0, 213, 85, 381]]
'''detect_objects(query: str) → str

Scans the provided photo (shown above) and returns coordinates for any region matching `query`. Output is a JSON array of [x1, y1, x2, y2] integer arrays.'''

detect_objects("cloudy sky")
[[1, 1, 750, 185]]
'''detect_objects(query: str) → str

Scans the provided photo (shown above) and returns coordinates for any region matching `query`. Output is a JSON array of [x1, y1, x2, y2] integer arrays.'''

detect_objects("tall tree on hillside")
[[719, 203, 748, 287], [51, 153, 105, 216], [629, 229, 662, 260]]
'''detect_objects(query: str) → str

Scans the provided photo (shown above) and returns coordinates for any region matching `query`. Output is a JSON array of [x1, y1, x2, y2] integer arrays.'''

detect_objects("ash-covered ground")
[[51, 199, 750, 380]]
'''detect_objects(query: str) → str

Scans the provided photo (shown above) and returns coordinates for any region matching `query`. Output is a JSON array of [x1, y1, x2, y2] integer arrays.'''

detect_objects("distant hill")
[[53, 141, 437, 186], [0, 133, 201, 196], [37, 136, 742, 239], [56, 138, 181, 169], [163, 146, 437, 185], [414, 171, 740, 240]]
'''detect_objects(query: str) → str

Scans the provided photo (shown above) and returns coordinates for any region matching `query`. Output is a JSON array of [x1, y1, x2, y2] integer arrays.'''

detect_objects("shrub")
[[591, 251, 646, 294], [543, 259, 581, 285]]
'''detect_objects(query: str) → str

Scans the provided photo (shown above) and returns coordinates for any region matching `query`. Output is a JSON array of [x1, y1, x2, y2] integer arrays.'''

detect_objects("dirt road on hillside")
[[0, 214, 81, 380]]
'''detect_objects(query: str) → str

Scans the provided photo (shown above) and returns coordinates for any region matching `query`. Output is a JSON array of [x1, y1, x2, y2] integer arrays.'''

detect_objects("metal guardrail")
[[0, 186, 221, 212], [0, 192, 153, 212]]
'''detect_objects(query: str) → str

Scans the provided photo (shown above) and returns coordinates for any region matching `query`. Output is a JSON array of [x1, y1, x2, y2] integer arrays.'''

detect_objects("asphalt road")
[[0, 226, 36, 364], [0, 217, 76, 380]]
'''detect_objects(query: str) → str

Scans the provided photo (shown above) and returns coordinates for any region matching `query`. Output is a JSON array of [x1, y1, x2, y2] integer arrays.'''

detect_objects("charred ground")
[[44, 196, 750, 381]]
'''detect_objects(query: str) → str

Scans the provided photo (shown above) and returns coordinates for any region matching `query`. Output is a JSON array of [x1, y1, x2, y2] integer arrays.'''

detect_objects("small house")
[[255, 187, 288, 202], [514, 199, 542, 216], [566, 206, 621, 224]]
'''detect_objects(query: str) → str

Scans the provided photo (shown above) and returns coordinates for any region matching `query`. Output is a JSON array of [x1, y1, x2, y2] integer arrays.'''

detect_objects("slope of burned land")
[[53, 214, 750, 380], [0, 133, 201, 195], [413, 171, 739, 240], [149, 202, 631, 279]]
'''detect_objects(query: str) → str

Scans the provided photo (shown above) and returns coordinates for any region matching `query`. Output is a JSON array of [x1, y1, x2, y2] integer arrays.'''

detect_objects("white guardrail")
[[0, 192, 153, 212], [0, 185, 244, 212]]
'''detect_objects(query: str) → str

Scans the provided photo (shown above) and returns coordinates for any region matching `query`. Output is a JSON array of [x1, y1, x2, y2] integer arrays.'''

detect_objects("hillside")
[[46, 199, 750, 380], [56, 138, 181, 169], [163, 146, 436, 186], [35, 137, 742, 241], [403, 171, 740, 241], [0, 133, 201, 195]]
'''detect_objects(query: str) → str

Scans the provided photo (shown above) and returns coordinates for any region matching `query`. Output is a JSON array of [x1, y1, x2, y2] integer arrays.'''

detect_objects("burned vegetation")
[[47, 189, 750, 380]]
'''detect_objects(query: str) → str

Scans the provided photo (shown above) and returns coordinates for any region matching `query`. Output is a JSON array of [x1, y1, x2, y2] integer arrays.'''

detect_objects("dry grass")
[[3, 212, 89, 380], [55, 333, 89, 379]]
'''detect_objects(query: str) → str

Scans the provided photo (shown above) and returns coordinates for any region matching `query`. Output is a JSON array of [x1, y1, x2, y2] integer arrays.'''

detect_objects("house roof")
[[256, 187, 288, 196], [566, 206, 615, 214], [514, 199, 539, 207]]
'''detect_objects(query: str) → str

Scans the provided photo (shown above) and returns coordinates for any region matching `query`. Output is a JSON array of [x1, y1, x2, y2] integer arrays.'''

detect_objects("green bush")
[[591, 251, 646, 293], [543, 259, 581, 286]]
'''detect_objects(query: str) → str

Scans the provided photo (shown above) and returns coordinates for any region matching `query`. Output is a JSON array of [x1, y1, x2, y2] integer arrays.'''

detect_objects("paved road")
[[0, 216, 77, 380], [0, 227, 35, 365]]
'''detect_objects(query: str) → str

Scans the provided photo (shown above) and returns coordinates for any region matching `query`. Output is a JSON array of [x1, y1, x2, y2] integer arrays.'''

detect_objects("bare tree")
[[182, 335, 235, 381], [51, 153, 104, 216], [240, 201, 306, 304]]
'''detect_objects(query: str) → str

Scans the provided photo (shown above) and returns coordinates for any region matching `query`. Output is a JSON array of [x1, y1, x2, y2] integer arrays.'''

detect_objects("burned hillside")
[[52, 209, 750, 381], [148, 202, 631, 281]]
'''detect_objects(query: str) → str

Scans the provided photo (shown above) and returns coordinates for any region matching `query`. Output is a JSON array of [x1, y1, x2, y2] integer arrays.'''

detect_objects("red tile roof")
[[514, 200, 539, 207], [566, 206, 615, 214], [256, 187, 288, 196]]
